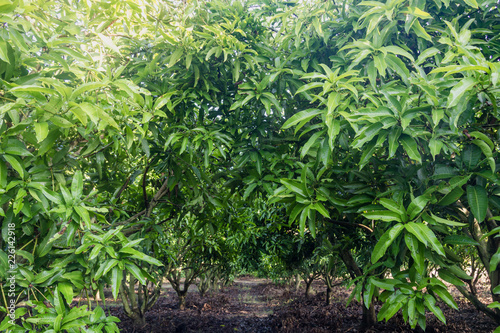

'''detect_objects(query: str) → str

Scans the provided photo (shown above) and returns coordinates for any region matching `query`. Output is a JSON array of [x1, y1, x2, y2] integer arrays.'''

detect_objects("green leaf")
[[462, 0, 478, 8], [312, 202, 330, 218], [280, 179, 307, 198], [370, 278, 401, 291], [384, 45, 415, 62], [34, 122, 49, 142], [438, 268, 465, 286], [443, 235, 479, 246], [301, 131, 323, 158], [400, 135, 422, 163], [3, 155, 24, 178], [379, 198, 405, 217], [169, 48, 184, 67], [125, 263, 147, 285], [299, 206, 310, 236], [74, 206, 91, 229], [405, 233, 425, 274], [430, 214, 467, 227], [111, 266, 123, 299], [371, 223, 404, 263], [429, 138, 443, 161], [469, 131, 494, 150], [405, 222, 428, 246], [57, 282, 74, 305], [282, 109, 322, 130], [407, 195, 429, 220], [424, 294, 446, 324], [71, 170, 83, 199], [4, 140, 33, 157], [70, 81, 108, 100], [377, 298, 404, 321], [359, 140, 377, 170], [447, 77, 477, 108], [417, 223, 446, 256], [388, 127, 401, 158], [119, 247, 163, 266], [10, 85, 59, 95], [289, 204, 306, 224], [97, 33, 121, 54], [243, 183, 257, 200], [367, 60, 377, 88], [416, 47, 440, 65], [467, 185, 488, 222], [363, 210, 402, 222], [431, 285, 458, 310], [295, 82, 324, 95]]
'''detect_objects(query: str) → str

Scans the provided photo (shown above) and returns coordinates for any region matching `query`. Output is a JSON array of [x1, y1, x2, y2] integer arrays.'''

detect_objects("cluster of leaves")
[[1, 0, 500, 331]]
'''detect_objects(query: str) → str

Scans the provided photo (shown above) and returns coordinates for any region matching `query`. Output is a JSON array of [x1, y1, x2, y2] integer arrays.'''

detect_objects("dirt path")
[[108, 277, 497, 333]]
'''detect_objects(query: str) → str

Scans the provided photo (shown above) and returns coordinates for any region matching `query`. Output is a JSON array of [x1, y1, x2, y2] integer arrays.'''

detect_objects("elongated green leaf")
[[443, 235, 479, 245], [359, 140, 377, 170], [462, 0, 478, 8], [407, 195, 429, 220], [119, 247, 163, 266], [384, 45, 415, 62], [469, 131, 494, 150], [416, 47, 440, 65], [429, 138, 443, 161], [405, 233, 425, 274], [2, 155, 24, 179], [280, 179, 307, 198], [363, 210, 401, 222], [34, 122, 49, 142], [243, 183, 257, 200], [125, 263, 147, 285], [417, 223, 446, 256], [301, 131, 323, 158], [447, 77, 477, 108], [405, 222, 428, 246], [169, 48, 184, 67], [371, 223, 404, 263], [430, 214, 467, 227], [400, 135, 421, 163], [424, 294, 446, 323], [57, 282, 74, 305], [282, 109, 322, 130], [71, 170, 83, 199], [379, 198, 405, 217], [312, 202, 330, 218], [432, 285, 458, 310], [70, 82, 107, 100], [438, 268, 465, 286], [388, 127, 401, 158], [467, 185, 488, 222], [10, 85, 59, 95]]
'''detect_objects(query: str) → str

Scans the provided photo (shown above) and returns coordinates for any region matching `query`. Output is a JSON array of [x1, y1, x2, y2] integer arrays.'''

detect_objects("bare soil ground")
[[105, 276, 497, 333]]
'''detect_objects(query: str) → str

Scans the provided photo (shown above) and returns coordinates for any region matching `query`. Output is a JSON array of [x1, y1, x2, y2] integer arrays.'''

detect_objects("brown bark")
[[339, 248, 376, 329], [456, 284, 500, 324]]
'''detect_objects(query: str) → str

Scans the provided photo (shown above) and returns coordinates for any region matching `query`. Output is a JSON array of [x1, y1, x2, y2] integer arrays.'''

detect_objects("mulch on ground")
[[109, 277, 497, 333]]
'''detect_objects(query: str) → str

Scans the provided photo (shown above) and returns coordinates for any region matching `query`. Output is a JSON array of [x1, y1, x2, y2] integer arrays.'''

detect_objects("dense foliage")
[[1, 0, 500, 331]]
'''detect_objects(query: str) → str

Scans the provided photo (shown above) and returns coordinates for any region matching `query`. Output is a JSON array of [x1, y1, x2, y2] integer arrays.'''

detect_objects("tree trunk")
[[326, 286, 332, 305], [305, 280, 312, 298], [130, 313, 146, 328], [178, 293, 187, 310], [361, 302, 376, 330], [456, 284, 500, 324], [339, 248, 376, 330], [295, 274, 301, 292]]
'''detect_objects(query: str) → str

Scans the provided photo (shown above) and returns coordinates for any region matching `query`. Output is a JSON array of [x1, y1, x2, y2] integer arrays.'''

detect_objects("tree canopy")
[[1, 0, 500, 331]]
